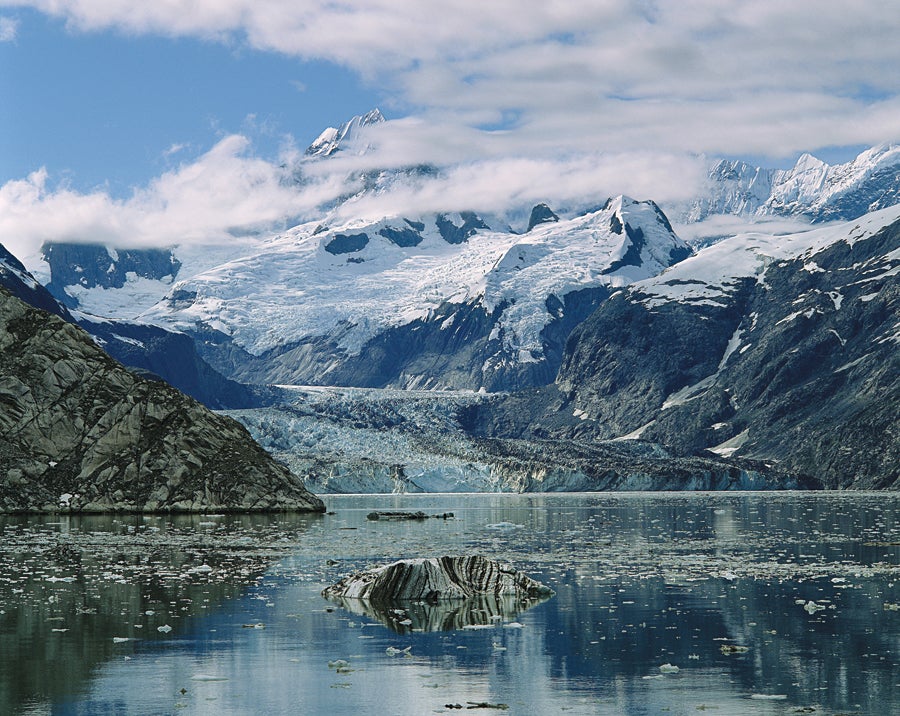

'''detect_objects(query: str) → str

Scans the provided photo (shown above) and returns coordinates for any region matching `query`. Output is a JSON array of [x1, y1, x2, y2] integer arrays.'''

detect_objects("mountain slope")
[[142, 196, 691, 391], [681, 144, 900, 224], [0, 286, 324, 513], [531, 206, 900, 489], [0, 242, 259, 409]]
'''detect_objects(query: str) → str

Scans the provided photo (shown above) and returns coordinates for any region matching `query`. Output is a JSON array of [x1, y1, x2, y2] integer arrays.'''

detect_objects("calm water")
[[1, 492, 898, 716]]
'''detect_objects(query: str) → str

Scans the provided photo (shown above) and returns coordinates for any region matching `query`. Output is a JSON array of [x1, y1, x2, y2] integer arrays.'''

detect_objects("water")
[[1, 492, 897, 715]]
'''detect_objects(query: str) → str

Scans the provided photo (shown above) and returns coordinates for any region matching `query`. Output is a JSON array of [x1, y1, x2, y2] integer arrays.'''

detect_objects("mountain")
[[142, 196, 691, 391], [0, 285, 324, 513], [305, 108, 386, 158], [465, 205, 900, 489], [0, 242, 259, 409], [681, 144, 900, 224]]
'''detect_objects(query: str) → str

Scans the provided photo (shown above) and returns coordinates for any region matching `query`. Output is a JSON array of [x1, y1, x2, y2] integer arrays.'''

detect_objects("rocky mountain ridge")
[[680, 144, 900, 224], [0, 286, 324, 513], [464, 206, 900, 489]]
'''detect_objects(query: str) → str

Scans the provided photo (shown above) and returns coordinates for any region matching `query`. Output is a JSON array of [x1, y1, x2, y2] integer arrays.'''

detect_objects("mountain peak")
[[305, 108, 385, 158]]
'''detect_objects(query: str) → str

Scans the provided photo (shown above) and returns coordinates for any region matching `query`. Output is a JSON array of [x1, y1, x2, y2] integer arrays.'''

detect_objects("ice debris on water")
[[803, 601, 826, 614], [385, 646, 411, 656], [749, 694, 787, 700], [485, 522, 524, 531], [157, 624, 172, 633], [659, 663, 679, 673]]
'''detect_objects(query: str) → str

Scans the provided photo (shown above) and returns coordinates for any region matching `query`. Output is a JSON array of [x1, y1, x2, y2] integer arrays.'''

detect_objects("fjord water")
[[1, 493, 897, 716]]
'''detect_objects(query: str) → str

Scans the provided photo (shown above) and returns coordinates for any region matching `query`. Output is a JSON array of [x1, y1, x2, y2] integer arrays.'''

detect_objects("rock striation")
[[322, 555, 554, 603], [0, 287, 325, 513]]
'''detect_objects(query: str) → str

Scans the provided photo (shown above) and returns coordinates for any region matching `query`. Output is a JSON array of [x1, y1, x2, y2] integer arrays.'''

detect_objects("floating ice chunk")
[[503, 622, 524, 629], [190, 674, 228, 682], [112, 637, 131, 643], [386, 646, 411, 656], [485, 522, 524, 530], [157, 624, 173, 633], [804, 601, 826, 614], [659, 663, 680, 673], [750, 694, 787, 700]]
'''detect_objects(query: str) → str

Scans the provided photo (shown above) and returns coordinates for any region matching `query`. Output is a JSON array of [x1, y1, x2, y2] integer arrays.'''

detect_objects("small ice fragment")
[[157, 624, 172, 633], [721, 571, 738, 581], [485, 522, 524, 530], [462, 624, 495, 630], [190, 674, 228, 682], [804, 601, 826, 614], [386, 646, 411, 656], [503, 622, 524, 629], [750, 694, 787, 700], [112, 637, 131, 643], [659, 663, 679, 673]]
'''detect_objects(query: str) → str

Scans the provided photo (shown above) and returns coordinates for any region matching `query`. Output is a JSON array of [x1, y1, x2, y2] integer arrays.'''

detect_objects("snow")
[[639, 203, 900, 310], [141, 197, 689, 360], [708, 429, 750, 457]]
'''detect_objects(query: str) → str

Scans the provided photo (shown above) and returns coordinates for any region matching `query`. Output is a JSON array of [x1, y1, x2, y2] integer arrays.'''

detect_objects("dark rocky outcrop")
[[0, 287, 325, 513], [0, 242, 258, 410], [526, 203, 560, 232], [322, 555, 553, 602], [489, 216, 900, 489]]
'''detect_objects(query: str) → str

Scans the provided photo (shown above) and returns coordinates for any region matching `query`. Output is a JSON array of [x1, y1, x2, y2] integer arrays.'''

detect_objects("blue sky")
[[0, 8, 384, 195], [1, 1, 899, 258]]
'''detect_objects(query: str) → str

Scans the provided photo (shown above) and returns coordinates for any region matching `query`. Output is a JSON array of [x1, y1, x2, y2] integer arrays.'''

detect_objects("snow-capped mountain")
[[305, 108, 385, 158], [0, 241, 259, 409], [141, 196, 691, 391], [680, 143, 900, 224], [469, 205, 900, 489]]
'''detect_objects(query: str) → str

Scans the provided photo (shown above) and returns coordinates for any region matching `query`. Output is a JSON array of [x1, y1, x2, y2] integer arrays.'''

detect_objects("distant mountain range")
[[3, 111, 898, 490], [678, 144, 900, 224]]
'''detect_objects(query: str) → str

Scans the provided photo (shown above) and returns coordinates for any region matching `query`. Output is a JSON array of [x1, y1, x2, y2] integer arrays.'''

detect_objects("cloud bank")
[[1, 1, 899, 259]]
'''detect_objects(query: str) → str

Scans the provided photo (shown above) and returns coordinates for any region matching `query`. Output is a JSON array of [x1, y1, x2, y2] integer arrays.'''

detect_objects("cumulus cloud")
[[0, 135, 348, 264], [4, 0, 899, 159], [2, 1, 899, 260]]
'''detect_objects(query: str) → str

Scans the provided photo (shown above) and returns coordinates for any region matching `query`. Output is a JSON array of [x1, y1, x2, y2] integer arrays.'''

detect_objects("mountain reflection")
[[0, 512, 316, 716]]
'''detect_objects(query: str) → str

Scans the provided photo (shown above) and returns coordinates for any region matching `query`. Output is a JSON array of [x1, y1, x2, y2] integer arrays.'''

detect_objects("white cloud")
[[4, 0, 899, 160], [0, 15, 18, 41], [0, 135, 349, 264], [2, 1, 899, 263]]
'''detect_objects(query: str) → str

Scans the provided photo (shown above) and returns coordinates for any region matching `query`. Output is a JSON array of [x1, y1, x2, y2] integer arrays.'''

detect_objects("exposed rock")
[[322, 555, 554, 603], [42, 242, 180, 308], [507, 210, 900, 489], [0, 286, 324, 513], [366, 510, 454, 520]]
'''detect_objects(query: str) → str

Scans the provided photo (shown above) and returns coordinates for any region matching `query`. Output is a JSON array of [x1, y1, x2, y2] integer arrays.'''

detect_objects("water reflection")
[[323, 592, 552, 633], [0, 512, 318, 715], [0, 494, 897, 715]]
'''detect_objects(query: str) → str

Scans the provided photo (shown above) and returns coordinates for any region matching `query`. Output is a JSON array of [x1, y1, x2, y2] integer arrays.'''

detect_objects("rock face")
[[501, 207, 900, 490], [322, 555, 554, 603], [0, 287, 325, 513], [42, 242, 181, 307], [0, 242, 258, 410]]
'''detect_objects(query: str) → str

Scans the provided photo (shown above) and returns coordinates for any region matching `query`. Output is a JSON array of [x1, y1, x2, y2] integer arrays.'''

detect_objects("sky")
[[1, 1, 900, 260]]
